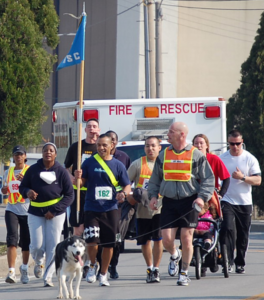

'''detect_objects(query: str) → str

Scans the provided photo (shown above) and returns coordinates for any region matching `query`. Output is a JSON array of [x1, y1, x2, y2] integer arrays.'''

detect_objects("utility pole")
[[144, 2, 150, 99], [147, 0, 156, 98], [155, 1, 163, 98]]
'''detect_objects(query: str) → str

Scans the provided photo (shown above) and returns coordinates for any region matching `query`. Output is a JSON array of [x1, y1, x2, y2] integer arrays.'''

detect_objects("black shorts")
[[160, 194, 199, 229], [84, 210, 119, 248], [5, 210, 30, 251], [136, 214, 162, 245], [69, 189, 86, 227]]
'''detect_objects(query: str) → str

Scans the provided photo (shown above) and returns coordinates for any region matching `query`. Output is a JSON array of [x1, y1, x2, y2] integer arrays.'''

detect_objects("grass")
[[0, 242, 7, 256]]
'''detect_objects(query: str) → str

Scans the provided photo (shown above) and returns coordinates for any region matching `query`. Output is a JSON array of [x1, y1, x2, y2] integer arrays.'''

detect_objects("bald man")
[[148, 122, 214, 286]]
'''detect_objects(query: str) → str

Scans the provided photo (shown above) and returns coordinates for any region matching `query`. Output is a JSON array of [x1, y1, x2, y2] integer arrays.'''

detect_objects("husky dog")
[[55, 236, 85, 299]]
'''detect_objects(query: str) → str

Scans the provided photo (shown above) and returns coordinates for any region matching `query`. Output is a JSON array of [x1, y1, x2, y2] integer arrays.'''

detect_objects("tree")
[[0, 0, 59, 161], [227, 12, 264, 212]]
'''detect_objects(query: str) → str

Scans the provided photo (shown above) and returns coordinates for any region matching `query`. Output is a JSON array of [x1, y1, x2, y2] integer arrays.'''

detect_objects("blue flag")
[[57, 15, 86, 70]]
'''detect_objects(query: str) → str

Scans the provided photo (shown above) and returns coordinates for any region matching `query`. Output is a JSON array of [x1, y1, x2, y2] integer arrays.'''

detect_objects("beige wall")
[[175, 1, 264, 100]]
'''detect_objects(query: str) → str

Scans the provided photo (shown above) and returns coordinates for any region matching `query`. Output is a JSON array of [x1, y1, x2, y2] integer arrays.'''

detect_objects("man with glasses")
[[220, 129, 261, 274]]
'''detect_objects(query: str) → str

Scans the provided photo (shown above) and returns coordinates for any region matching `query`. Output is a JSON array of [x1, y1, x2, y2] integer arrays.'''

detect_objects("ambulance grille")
[[135, 118, 174, 130], [132, 118, 174, 140]]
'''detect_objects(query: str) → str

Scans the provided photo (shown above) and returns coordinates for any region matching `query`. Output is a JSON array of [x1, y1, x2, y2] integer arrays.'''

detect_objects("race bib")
[[142, 179, 149, 190], [82, 154, 91, 164], [8, 180, 21, 193], [95, 186, 112, 200]]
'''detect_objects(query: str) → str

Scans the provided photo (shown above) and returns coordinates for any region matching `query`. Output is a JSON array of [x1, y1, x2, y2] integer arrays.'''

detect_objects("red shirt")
[[206, 153, 230, 189]]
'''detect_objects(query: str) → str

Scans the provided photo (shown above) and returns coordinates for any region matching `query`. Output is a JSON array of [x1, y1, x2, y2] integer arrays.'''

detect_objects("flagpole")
[[76, 3, 86, 224], [76, 59, 84, 224], [56, 4, 87, 224]]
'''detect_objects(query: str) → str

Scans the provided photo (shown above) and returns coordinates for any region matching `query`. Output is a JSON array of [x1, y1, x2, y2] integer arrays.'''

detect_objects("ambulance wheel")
[[194, 246, 201, 280], [221, 244, 229, 278]]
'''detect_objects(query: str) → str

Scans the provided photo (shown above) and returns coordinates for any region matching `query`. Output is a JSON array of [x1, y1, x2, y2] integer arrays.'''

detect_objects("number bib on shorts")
[[8, 180, 21, 193], [142, 179, 149, 190], [95, 186, 113, 200]]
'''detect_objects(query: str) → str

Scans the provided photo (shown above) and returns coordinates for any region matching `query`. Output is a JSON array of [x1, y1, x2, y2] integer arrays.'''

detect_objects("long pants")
[[220, 201, 251, 266], [28, 213, 65, 281]]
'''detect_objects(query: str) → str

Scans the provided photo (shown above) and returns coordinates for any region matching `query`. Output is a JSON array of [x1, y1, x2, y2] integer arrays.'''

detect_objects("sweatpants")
[[28, 213, 65, 281], [220, 201, 252, 267]]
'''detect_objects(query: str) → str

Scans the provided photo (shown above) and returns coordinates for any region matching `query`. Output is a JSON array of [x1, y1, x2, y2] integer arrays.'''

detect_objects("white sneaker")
[[177, 272, 191, 286], [19, 265, 29, 284], [86, 262, 99, 283], [99, 273, 110, 286], [5, 270, 17, 284], [168, 249, 182, 276]]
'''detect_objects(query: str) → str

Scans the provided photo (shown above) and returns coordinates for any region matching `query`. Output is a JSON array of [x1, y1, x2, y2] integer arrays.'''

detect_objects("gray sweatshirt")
[[148, 144, 215, 202]]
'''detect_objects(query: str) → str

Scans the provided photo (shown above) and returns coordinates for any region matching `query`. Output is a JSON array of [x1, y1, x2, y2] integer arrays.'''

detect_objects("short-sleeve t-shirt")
[[206, 153, 230, 189], [64, 139, 97, 175], [82, 155, 130, 212], [220, 150, 261, 205]]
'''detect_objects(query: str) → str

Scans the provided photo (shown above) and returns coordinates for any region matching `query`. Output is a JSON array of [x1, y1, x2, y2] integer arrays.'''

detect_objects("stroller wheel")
[[194, 246, 202, 280], [221, 244, 229, 278]]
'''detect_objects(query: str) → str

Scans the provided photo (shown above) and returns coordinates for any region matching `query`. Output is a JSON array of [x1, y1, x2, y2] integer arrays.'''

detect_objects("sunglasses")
[[229, 142, 242, 146]]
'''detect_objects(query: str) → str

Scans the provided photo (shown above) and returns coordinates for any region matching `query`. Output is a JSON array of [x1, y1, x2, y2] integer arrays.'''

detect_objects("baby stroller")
[[189, 190, 229, 279]]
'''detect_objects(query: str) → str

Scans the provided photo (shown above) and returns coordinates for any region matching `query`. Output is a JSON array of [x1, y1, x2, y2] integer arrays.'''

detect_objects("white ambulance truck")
[[52, 97, 227, 164]]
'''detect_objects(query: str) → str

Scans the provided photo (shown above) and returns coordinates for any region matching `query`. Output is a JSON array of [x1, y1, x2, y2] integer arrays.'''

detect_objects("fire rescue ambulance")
[[52, 97, 227, 164]]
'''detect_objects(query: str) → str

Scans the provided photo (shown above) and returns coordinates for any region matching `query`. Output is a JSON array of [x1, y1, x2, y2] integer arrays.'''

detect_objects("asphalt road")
[[0, 205, 264, 300]]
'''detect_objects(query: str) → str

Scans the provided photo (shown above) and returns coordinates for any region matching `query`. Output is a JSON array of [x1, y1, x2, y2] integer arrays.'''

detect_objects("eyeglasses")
[[229, 142, 242, 146]]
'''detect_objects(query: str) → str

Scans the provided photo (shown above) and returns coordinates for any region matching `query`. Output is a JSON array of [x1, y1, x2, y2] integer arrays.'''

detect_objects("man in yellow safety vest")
[[148, 122, 215, 286]]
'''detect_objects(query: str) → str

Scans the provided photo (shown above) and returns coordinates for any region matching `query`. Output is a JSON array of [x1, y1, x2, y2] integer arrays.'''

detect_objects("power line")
[[172, 0, 263, 1], [163, 3, 264, 10], [167, 18, 254, 43]]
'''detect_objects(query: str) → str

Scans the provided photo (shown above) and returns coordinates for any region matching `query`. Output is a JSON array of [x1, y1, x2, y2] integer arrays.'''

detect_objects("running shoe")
[[177, 272, 191, 286], [5, 270, 17, 284], [44, 278, 54, 287], [19, 265, 29, 284], [109, 265, 119, 279], [168, 249, 182, 276], [34, 264, 44, 278], [235, 265, 245, 274], [99, 273, 110, 286], [151, 269, 161, 283], [146, 268, 153, 283], [86, 262, 100, 283], [222, 264, 233, 273]]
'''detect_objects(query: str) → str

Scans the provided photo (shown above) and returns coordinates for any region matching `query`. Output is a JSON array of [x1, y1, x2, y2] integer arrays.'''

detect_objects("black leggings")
[[5, 210, 30, 251]]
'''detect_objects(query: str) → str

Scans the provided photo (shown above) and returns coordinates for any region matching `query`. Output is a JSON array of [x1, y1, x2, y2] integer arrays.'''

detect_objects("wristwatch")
[[122, 191, 127, 197], [241, 175, 246, 181]]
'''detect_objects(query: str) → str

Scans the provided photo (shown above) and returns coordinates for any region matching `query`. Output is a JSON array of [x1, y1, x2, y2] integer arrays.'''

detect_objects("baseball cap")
[[12, 145, 26, 155]]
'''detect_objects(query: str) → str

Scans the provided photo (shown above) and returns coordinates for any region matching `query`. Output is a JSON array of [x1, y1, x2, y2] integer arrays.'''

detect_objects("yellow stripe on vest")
[[94, 154, 122, 191], [73, 184, 87, 191], [31, 197, 63, 207]]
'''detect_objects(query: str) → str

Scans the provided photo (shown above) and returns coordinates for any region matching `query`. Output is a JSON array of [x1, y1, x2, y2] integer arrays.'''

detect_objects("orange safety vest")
[[7, 165, 29, 204], [136, 156, 153, 189], [163, 146, 195, 182]]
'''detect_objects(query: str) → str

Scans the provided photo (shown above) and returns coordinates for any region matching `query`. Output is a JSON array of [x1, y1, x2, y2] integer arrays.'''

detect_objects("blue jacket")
[[19, 159, 74, 217]]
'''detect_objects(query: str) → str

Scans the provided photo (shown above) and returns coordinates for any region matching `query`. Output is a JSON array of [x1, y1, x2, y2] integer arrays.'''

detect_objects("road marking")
[[243, 293, 264, 300]]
